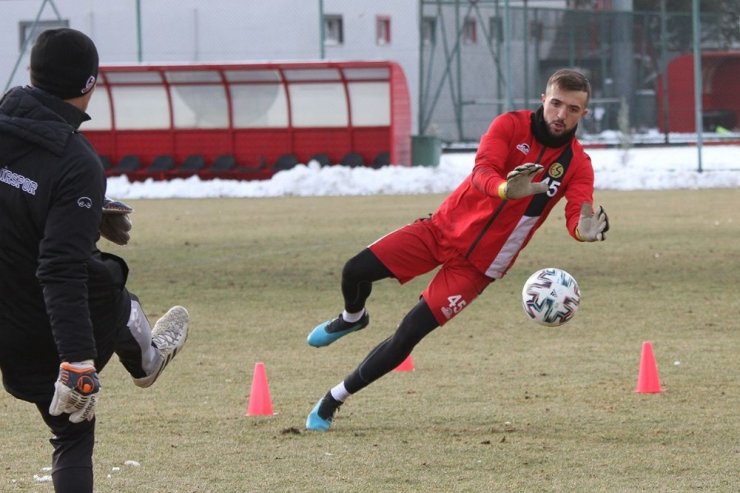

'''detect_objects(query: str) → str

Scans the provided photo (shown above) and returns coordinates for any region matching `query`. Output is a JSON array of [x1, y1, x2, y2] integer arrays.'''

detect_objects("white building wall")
[[323, 0, 420, 129], [1, 0, 422, 131]]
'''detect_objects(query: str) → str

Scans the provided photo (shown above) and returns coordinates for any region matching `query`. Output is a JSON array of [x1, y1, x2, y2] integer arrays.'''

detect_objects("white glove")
[[49, 360, 100, 423], [576, 203, 610, 241], [498, 163, 548, 200], [100, 198, 133, 245]]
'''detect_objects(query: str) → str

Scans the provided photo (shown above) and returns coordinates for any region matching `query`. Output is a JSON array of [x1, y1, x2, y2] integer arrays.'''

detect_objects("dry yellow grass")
[[1, 189, 738, 492]]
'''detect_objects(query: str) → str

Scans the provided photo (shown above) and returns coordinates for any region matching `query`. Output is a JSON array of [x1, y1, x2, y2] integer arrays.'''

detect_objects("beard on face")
[[546, 118, 567, 136]]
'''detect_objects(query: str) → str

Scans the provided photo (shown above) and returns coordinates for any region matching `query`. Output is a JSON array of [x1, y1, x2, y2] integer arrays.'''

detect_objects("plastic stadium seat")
[[340, 152, 364, 168], [169, 154, 206, 177], [273, 154, 299, 172], [232, 157, 273, 180], [148, 155, 175, 172], [200, 154, 237, 179], [210, 154, 236, 171], [373, 151, 391, 169], [308, 153, 331, 167], [142, 155, 175, 180], [108, 155, 141, 176]]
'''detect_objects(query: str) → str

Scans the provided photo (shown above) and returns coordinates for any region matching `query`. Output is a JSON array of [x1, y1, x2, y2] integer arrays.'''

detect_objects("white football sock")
[[342, 308, 365, 323], [330, 382, 351, 402]]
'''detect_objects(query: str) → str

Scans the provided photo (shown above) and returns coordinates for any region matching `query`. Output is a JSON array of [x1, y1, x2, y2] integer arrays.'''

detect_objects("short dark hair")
[[546, 69, 591, 106]]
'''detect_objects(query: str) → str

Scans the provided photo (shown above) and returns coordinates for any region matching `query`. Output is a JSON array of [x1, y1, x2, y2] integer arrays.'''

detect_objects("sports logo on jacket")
[[516, 143, 530, 155], [77, 197, 93, 209], [549, 163, 565, 179]]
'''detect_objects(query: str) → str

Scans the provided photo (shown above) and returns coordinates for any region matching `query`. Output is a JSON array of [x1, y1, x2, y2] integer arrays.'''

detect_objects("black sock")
[[318, 392, 342, 420], [345, 299, 439, 394]]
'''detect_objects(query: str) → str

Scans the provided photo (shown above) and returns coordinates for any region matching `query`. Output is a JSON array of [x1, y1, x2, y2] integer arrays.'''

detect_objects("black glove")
[[100, 198, 133, 245]]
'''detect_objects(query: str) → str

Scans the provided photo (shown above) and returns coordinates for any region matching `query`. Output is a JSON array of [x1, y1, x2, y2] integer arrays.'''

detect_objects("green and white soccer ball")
[[521, 268, 581, 327]]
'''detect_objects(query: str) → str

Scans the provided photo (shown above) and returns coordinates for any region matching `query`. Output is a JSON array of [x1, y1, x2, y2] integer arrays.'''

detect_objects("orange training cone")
[[635, 341, 662, 393], [394, 354, 415, 372], [246, 362, 274, 416]]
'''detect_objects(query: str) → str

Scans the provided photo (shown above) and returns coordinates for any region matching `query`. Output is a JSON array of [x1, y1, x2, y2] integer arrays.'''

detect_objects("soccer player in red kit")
[[305, 68, 609, 431]]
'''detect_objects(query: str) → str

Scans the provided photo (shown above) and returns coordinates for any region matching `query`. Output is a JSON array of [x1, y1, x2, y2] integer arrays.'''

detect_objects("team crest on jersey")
[[516, 143, 530, 155], [549, 162, 565, 179]]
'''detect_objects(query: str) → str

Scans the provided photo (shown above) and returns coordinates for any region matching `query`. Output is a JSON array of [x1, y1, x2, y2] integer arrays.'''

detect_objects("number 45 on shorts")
[[441, 294, 467, 320]]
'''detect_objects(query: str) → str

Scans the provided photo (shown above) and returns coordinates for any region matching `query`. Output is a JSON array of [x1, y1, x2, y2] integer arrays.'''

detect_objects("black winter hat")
[[30, 28, 99, 100]]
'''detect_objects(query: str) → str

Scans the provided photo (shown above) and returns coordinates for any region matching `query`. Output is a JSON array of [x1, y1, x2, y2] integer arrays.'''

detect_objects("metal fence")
[[419, 0, 740, 142]]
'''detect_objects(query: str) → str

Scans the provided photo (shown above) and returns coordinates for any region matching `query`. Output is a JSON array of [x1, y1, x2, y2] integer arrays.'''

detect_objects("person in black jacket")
[[0, 28, 189, 493]]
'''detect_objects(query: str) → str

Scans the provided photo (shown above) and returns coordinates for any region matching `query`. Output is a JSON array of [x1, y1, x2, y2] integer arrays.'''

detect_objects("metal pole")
[[136, 0, 143, 62], [48, 0, 62, 19], [455, 0, 463, 136], [418, 0, 425, 135], [3, 0, 54, 93], [692, 0, 703, 173], [523, 0, 529, 108], [319, 0, 325, 59], [503, 0, 512, 111], [533, 7, 540, 109], [495, 0, 502, 115], [660, 0, 669, 143]]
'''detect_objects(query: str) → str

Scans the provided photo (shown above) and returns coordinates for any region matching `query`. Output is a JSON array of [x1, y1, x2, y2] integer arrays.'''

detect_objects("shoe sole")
[[133, 306, 189, 388]]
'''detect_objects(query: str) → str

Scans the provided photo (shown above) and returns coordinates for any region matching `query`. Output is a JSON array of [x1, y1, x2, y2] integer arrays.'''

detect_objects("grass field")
[[1, 189, 738, 492]]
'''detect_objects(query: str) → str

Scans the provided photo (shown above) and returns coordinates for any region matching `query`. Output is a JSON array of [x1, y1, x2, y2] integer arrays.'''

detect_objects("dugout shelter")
[[84, 60, 412, 180], [657, 52, 740, 134]]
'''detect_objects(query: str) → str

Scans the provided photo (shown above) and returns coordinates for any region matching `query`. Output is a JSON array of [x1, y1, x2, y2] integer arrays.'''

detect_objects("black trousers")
[[36, 402, 95, 493]]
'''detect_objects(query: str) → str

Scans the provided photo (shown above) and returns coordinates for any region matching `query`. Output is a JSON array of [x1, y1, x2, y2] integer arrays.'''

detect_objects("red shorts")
[[369, 218, 493, 325]]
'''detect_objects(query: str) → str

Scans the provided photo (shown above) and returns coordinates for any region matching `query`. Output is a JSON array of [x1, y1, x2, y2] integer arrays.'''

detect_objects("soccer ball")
[[521, 268, 581, 327]]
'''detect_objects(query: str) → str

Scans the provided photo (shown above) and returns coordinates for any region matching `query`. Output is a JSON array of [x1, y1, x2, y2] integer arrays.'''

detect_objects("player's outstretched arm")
[[576, 202, 609, 241]]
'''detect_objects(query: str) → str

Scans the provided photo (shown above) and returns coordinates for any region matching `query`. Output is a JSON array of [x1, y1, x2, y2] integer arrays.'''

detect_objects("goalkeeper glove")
[[100, 198, 133, 246], [576, 202, 610, 241], [49, 360, 100, 423], [498, 163, 548, 200]]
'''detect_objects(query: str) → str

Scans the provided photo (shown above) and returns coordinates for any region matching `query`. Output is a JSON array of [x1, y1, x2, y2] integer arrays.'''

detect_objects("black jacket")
[[0, 86, 127, 402]]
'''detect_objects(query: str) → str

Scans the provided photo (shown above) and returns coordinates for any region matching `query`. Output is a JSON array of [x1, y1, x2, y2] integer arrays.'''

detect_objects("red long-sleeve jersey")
[[430, 109, 595, 279]]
